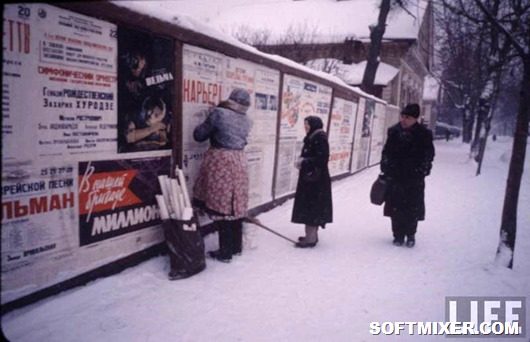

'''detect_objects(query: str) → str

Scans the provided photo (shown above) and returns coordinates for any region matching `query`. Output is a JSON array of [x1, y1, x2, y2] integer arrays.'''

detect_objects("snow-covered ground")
[[2, 137, 529, 341]]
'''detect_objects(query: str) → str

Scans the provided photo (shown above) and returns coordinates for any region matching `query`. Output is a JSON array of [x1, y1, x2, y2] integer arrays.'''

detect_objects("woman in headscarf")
[[292, 115, 333, 248], [193, 88, 252, 262]]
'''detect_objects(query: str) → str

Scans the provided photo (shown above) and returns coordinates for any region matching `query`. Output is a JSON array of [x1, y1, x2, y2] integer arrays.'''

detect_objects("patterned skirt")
[[193, 148, 249, 220]]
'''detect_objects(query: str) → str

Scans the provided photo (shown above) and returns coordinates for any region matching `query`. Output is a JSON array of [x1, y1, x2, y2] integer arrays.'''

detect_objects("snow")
[[133, 0, 428, 44], [2, 138, 529, 341], [423, 75, 439, 101], [306, 58, 400, 86]]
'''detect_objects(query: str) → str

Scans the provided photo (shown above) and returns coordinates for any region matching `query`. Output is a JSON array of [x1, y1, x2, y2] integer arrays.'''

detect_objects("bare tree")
[[231, 22, 321, 64], [473, 0, 530, 268], [433, 0, 528, 268], [361, 0, 392, 90]]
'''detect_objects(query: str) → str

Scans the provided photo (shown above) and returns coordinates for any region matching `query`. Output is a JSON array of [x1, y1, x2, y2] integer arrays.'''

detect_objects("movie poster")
[[78, 156, 169, 246], [117, 28, 174, 153]]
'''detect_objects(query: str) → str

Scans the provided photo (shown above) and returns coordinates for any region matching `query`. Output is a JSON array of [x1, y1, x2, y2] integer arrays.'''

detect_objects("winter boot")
[[295, 225, 318, 248], [208, 221, 233, 262], [392, 236, 404, 246], [168, 269, 190, 281], [232, 220, 243, 255], [405, 235, 415, 248]]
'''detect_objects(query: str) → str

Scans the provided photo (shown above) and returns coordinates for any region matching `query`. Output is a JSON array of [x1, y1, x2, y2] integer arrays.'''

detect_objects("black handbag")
[[370, 174, 388, 205]]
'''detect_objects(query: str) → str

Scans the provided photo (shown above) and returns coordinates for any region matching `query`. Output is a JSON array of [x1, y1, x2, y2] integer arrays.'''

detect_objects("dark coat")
[[292, 118, 333, 227], [381, 122, 435, 221]]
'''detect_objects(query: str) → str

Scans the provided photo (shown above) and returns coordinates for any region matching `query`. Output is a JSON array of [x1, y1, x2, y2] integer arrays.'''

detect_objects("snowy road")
[[2, 138, 529, 341]]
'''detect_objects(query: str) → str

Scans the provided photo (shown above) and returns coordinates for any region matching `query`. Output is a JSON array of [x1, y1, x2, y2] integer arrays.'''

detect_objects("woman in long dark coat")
[[380, 103, 435, 247], [292, 116, 333, 248]]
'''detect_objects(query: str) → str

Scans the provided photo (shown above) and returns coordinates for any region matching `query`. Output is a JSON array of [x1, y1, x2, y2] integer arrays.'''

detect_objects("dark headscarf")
[[304, 116, 324, 136]]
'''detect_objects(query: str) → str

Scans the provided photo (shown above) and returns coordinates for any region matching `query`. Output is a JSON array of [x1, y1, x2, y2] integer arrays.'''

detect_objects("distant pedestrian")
[[292, 116, 333, 248], [193, 88, 252, 262], [380, 104, 435, 247]]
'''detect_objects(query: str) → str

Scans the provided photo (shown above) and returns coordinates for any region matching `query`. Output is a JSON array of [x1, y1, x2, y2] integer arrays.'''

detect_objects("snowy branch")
[[473, 0, 527, 57]]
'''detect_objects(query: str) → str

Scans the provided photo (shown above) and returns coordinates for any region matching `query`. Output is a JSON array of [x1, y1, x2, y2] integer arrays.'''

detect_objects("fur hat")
[[401, 103, 420, 118]]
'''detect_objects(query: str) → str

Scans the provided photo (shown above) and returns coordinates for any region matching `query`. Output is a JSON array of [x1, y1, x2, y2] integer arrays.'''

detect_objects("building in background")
[[205, 0, 435, 123]]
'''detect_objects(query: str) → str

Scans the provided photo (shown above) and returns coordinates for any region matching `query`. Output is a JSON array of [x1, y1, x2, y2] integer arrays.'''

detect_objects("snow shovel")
[[244, 216, 297, 244]]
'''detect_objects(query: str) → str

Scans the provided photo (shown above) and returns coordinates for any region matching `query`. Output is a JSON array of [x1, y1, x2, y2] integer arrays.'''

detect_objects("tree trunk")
[[361, 0, 391, 91], [495, 59, 530, 268], [462, 107, 474, 143], [475, 113, 492, 175], [471, 99, 487, 159]]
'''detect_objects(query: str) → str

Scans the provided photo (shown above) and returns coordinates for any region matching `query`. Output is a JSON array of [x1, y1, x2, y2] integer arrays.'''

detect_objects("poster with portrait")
[[275, 75, 332, 197], [328, 98, 358, 177], [117, 28, 174, 153]]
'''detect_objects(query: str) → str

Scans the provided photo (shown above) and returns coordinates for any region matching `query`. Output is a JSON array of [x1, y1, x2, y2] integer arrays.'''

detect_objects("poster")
[[368, 102, 387, 166], [350, 98, 366, 172], [1, 161, 78, 273], [181, 45, 225, 197], [356, 98, 375, 170], [223, 58, 280, 207], [274, 74, 332, 197], [182, 45, 280, 207], [78, 156, 169, 246], [117, 28, 174, 153], [328, 97, 358, 177], [2, 4, 117, 161]]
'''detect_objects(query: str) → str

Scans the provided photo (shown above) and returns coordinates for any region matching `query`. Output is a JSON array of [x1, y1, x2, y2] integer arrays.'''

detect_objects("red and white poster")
[[78, 157, 169, 246]]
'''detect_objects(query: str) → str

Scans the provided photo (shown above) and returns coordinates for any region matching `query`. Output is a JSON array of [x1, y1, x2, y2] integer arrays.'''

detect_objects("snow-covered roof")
[[423, 75, 439, 101], [306, 58, 399, 86], [136, 0, 429, 44], [112, 1, 386, 103]]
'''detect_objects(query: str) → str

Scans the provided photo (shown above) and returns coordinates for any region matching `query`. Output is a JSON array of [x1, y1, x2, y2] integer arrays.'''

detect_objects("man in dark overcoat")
[[380, 104, 435, 247]]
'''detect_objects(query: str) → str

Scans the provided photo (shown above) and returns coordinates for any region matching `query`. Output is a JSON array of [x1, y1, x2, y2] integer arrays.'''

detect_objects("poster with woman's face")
[[117, 28, 175, 153]]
